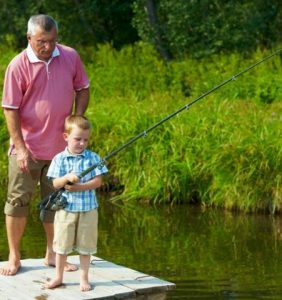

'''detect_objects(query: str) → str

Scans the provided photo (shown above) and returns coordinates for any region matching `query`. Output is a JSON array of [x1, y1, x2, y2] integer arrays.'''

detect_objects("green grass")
[[0, 43, 281, 212]]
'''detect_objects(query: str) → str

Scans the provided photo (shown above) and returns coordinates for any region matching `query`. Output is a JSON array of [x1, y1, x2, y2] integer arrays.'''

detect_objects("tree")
[[0, 0, 139, 49], [1, 0, 281, 59], [144, 0, 172, 61], [132, 0, 282, 58]]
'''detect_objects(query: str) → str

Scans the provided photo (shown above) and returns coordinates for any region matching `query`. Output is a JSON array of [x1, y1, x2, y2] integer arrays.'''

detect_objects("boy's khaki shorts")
[[4, 155, 55, 222], [53, 209, 98, 255]]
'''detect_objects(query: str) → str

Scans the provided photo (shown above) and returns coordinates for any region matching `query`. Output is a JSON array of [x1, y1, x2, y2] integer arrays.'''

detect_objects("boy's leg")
[[79, 254, 91, 291], [41, 162, 77, 272], [44, 253, 67, 289], [76, 210, 97, 290]]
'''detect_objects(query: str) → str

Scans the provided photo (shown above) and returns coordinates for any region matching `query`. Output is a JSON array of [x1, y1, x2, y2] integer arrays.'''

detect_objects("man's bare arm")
[[3, 108, 35, 172], [74, 88, 89, 115]]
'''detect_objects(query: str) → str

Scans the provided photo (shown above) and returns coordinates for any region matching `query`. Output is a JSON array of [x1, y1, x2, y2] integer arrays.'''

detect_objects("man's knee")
[[4, 202, 29, 217], [39, 209, 55, 223]]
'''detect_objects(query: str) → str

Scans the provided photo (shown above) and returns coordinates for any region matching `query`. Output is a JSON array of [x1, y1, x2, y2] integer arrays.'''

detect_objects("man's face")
[[27, 26, 58, 61]]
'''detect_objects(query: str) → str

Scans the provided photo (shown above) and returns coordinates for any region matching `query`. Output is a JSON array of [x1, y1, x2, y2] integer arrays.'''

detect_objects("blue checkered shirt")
[[47, 148, 108, 212]]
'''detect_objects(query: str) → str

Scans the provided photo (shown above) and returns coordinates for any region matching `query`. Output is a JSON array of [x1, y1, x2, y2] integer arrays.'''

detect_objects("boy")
[[44, 115, 108, 291]]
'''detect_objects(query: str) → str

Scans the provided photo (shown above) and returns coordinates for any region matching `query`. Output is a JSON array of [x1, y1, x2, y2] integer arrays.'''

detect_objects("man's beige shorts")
[[53, 209, 98, 255], [4, 155, 55, 222]]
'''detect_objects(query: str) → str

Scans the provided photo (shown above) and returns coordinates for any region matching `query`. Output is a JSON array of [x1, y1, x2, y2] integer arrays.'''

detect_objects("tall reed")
[[84, 43, 282, 212], [0, 43, 281, 212]]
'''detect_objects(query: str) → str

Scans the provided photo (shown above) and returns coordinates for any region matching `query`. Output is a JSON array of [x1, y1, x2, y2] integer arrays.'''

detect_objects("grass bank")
[[0, 43, 281, 212]]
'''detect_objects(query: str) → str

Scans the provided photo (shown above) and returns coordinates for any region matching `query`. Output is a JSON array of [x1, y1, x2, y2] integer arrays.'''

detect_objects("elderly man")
[[0, 14, 90, 275]]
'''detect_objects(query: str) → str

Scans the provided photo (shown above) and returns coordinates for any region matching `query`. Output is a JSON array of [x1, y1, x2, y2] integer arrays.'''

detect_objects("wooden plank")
[[0, 256, 174, 300], [80, 256, 175, 294], [1, 258, 135, 300], [0, 260, 89, 300], [0, 278, 33, 300]]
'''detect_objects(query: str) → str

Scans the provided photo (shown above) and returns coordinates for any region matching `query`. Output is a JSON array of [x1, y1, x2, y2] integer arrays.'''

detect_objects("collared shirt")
[[26, 43, 60, 64], [2, 44, 90, 160], [47, 148, 108, 212]]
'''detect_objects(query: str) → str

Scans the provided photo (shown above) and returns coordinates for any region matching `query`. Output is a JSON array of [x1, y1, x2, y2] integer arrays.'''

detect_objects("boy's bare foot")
[[44, 259, 78, 272], [44, 278, 63, 289], [0, 260, 21, 276], [80, 279, 92, 291]]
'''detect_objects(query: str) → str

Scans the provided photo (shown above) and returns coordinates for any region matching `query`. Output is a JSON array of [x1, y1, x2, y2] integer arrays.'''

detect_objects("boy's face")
[[64, 127, 90, 155]]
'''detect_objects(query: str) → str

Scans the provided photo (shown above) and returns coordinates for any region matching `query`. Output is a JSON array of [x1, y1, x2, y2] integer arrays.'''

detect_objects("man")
[[0, 14, 90, 275]]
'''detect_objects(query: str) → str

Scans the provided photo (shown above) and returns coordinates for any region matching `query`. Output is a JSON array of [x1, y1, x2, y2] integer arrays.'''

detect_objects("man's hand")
[[16, 148, 37, 172]]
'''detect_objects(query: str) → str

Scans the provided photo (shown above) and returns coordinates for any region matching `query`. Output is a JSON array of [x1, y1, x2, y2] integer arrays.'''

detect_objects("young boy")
[[44, 115, 108, 291]]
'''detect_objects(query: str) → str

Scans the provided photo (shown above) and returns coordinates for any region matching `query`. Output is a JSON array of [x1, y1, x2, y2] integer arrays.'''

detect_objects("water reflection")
[[1, 199, 282, 299], [91, 203, 282, 299]]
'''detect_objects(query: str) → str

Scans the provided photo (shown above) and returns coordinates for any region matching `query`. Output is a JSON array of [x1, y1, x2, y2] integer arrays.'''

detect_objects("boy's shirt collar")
[[64, 147, 86, 157]]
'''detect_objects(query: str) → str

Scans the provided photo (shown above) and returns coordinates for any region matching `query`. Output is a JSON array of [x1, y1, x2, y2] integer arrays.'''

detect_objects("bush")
[[0, 44, 281, 212]]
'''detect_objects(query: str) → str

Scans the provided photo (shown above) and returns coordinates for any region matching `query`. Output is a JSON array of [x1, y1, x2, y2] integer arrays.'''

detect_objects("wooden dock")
[[0, 255, 175, 299]]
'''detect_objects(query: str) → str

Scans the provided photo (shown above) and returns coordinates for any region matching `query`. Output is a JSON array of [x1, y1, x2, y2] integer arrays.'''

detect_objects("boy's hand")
[[52, 172, 80, 190], [65, 173, 79, 184], [65, 183, 80, 192]]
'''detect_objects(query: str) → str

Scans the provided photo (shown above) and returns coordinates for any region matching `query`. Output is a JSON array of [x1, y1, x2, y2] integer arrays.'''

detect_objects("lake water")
[[1, 199, 282, 299]]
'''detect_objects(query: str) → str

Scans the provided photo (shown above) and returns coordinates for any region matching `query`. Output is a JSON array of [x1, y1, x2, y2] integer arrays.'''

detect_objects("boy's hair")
[[64, 115, 91, 134]]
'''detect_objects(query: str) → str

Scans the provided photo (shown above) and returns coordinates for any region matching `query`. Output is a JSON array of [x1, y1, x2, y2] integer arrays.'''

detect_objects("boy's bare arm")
[[64, 175, 103, 192], [53, 173, 79, 189]]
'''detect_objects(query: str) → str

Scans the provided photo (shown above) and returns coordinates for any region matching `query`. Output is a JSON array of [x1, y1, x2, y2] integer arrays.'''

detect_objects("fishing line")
[[39, 49, 281, 214]]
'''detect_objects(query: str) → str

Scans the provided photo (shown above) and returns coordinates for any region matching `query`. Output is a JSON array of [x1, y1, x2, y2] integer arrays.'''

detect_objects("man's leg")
[[0, 155, 33, 276], [0, 215, 26, 275], [43, 221, 55, 265], [0, 155, 32, 276]]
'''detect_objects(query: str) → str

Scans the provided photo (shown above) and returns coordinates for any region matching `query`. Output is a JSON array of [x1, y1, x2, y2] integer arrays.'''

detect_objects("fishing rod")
[[38, 49, 281, 216]]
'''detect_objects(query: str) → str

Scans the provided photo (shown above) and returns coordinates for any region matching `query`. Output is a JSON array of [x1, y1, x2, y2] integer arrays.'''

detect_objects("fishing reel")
[[39, 189, 68, 211], [39, 190, 68, 221], [50, 194, 68, 211]]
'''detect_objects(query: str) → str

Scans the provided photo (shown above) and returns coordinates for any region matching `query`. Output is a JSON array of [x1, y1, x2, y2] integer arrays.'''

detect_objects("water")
[[1, 199, 282, 299]]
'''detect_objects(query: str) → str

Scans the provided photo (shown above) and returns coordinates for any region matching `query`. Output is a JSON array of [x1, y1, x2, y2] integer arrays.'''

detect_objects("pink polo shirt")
[[2, 44, 89, 160]]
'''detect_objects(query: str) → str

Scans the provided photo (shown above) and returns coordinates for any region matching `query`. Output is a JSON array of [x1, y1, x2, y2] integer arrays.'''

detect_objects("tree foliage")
[[132, 0, 282, 58], [0, 0, 281, 58], [0, 0, 138, 49]]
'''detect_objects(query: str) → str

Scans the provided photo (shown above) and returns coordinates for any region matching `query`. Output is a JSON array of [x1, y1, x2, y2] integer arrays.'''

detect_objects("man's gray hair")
[[27, 14, 58, 36]]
